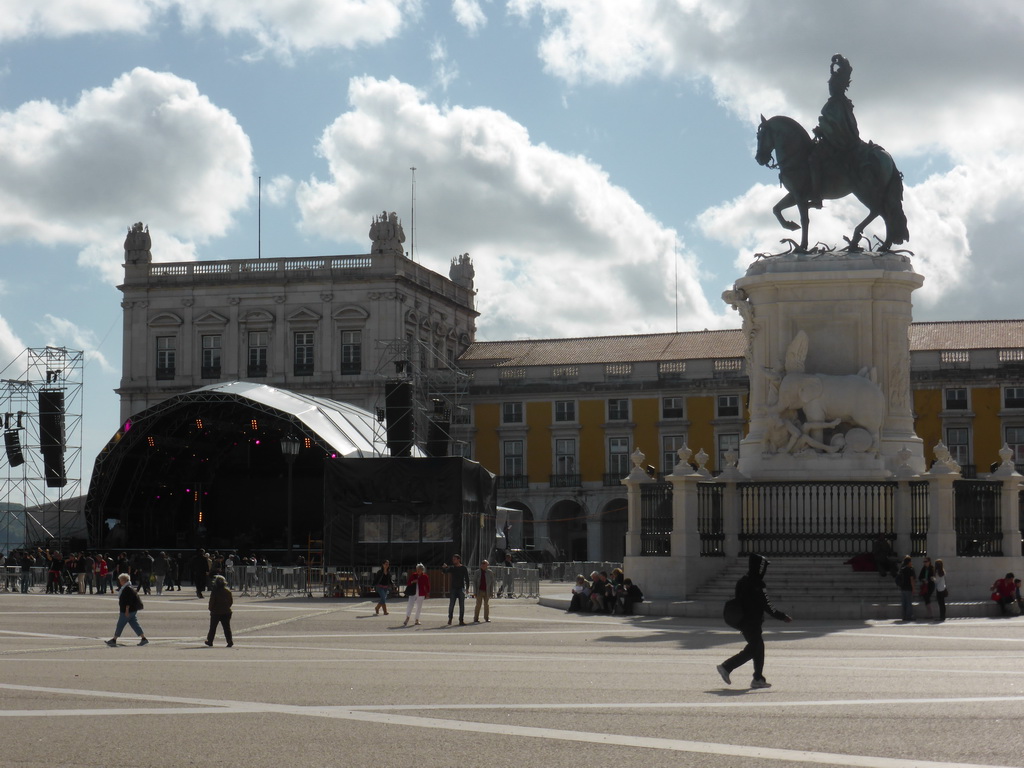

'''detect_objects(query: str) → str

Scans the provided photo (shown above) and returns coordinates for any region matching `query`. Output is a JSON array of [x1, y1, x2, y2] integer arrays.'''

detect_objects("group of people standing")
[[896, 555, 948, 622], [368, 556, 498, 627]]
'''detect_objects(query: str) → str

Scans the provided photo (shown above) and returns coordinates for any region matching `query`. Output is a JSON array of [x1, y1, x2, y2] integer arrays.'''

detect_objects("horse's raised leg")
[[773, 193, 801, 232]]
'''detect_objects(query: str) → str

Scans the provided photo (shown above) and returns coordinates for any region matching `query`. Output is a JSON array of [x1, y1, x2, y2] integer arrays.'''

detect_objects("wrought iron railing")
[[498, 475, 528, 489], [953, 479, 1002, 556], [737, 481, 896, 557], [910, 480, 929, 556], [549, 474, 581, 488], [640, 482, 672, 556], [697, 482, 725, 556]]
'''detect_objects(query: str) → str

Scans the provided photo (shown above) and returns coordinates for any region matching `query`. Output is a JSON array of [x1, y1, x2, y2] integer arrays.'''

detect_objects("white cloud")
[[37, 315, 116, 374], [430, 39, 459, 92], [296, 76, 722, 339], [452, 0, 487, 34], [0, 0, 421, 59], [0, 0, 165, 41], [263, 175, 296, 206], [0, 314, 25, 370], [0, 67, 252, 277], [175, 0, 421, 60]]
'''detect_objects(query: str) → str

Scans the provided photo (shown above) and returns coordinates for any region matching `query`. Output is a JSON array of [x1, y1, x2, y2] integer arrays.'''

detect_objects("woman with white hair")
[[403, 564, 430, 626], [105, 573, 148, 647]]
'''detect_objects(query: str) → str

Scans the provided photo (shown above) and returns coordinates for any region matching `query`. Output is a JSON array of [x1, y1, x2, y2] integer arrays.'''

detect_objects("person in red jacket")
[[403, 563, 430, 626], [992, 572, 1017, 616]]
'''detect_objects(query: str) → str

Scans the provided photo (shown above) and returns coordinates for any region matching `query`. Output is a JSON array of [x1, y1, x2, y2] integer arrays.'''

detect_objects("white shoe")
[[716, 664, 731, 685], [750, 678, 771, 689]]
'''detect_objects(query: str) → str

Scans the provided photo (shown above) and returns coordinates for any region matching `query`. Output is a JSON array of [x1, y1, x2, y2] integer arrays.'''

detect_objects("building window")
[[155, 336, 175, 380], [502, 440, 523, 478], [608, 437, 630, 476], [945, 427, 970, 467], [554, 400, 576, 422], [662, 397, 684, 419], [293, 332, 314, 376], [502, 402, 523, 424], [340, 330, 362, 375], [717, 394, 740, 418], [555, 438, 577, 475], [1004, 387, 1024, 409], [247, 331, 268, 377], [201, 335, 221, 379], [608, 398, 629, 421], [1006, 426, 1024, 464], [663, 434, 687, 473], [944, 387, 968, 411], [717, 433, 740, 471]]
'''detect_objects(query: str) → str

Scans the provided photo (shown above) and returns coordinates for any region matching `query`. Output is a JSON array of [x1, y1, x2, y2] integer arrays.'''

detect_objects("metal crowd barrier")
[[547, 561, 624, 582]]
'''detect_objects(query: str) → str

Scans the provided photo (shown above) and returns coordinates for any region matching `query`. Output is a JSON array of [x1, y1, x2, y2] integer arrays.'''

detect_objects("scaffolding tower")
[[0, 346, 84, 550], [371, 337, 471, 457]]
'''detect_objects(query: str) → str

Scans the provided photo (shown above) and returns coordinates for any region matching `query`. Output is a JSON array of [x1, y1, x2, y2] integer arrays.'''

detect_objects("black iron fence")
[[697, 482, 725, 556], [737, 481, 896, 557], [953, 479, 1002, 556], [640, 482, 672, 556], [910, 480, 930, 556]]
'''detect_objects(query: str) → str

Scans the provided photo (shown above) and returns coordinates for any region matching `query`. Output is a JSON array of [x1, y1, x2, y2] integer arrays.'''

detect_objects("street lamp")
[[280, 434, 300, 563]]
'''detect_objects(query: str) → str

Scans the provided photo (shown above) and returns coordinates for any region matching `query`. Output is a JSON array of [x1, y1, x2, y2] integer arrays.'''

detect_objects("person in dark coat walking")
[[106, 573, 149, 647], [204, 575, 234, 647], [191, 548, 210, 598], [716, 554, 792, 689]]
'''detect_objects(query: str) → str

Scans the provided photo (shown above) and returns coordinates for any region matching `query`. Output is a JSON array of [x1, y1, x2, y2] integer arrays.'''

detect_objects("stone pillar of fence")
[[991, 445, 1023, 556], [894, 479, 914, 559], [622, 448, 654, 558], [924, 447, 960, 559], [716, 452, 747, 559]]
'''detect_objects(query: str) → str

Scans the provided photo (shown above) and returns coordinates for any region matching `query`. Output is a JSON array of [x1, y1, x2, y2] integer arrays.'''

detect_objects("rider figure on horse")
[[810, 54, 858, 209]]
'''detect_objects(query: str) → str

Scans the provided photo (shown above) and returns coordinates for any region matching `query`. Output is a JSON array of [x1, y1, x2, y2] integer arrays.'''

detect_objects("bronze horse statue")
[[756, 114, 909, 252]]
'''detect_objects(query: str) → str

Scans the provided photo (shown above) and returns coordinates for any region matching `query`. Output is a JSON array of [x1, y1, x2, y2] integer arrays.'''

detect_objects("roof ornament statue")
[[369, 210, 406, 255], [124, 222, 152, 264], [755, 54, 909, 253]]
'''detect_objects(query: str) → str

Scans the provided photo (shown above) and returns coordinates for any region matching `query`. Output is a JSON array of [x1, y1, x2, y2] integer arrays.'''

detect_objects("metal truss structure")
[[371, 337, 471, 457], [0, 346, 84, 549]]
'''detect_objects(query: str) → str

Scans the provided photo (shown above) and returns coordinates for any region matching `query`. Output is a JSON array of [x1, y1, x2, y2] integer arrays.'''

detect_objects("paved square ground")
[[1, 589, 1023, 767]]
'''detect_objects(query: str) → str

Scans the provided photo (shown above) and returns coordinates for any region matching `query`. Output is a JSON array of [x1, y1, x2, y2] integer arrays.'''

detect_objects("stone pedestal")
[[728, 250, 924, 480]]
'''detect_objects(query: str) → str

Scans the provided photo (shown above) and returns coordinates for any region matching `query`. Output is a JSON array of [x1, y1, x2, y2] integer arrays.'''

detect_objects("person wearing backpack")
[[105, 573, 149, 647], [716, 554, 792, 689]]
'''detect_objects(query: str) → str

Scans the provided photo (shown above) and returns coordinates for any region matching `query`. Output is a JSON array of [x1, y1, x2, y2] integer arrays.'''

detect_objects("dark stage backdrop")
[[323, 457, 496, 568]]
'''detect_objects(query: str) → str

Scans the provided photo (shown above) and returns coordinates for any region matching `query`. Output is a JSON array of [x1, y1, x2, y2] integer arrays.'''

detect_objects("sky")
[[0, 0, 1022, 499]]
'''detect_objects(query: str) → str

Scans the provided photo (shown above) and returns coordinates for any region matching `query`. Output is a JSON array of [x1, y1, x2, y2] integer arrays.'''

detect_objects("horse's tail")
[[884, 170, 909, 246]]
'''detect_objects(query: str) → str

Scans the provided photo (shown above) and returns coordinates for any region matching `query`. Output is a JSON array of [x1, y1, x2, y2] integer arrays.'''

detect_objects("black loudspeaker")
[[39, 391, 66, 487], [384, 379, 414, 457], [425, 412, 451, 458], [4, 430, 24, 467], [39, 391, 65, 451]]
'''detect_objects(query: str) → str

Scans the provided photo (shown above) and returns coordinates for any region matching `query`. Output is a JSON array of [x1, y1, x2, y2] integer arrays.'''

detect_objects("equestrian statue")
[[755, 54, 909, 252]]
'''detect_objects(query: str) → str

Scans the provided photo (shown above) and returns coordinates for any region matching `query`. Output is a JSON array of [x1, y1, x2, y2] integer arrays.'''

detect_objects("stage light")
[[195, 418, 204, 429], [147, 436, 156, 447], [304, 437, 312, 449], [250, 419, 259, 430]]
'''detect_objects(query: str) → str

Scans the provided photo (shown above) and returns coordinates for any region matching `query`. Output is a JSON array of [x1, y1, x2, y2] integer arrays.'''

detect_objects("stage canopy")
[[84, 382, 392, 552]]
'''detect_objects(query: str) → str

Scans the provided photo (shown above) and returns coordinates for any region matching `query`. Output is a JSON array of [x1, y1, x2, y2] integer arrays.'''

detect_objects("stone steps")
[[538, 559, 1006, 620]]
